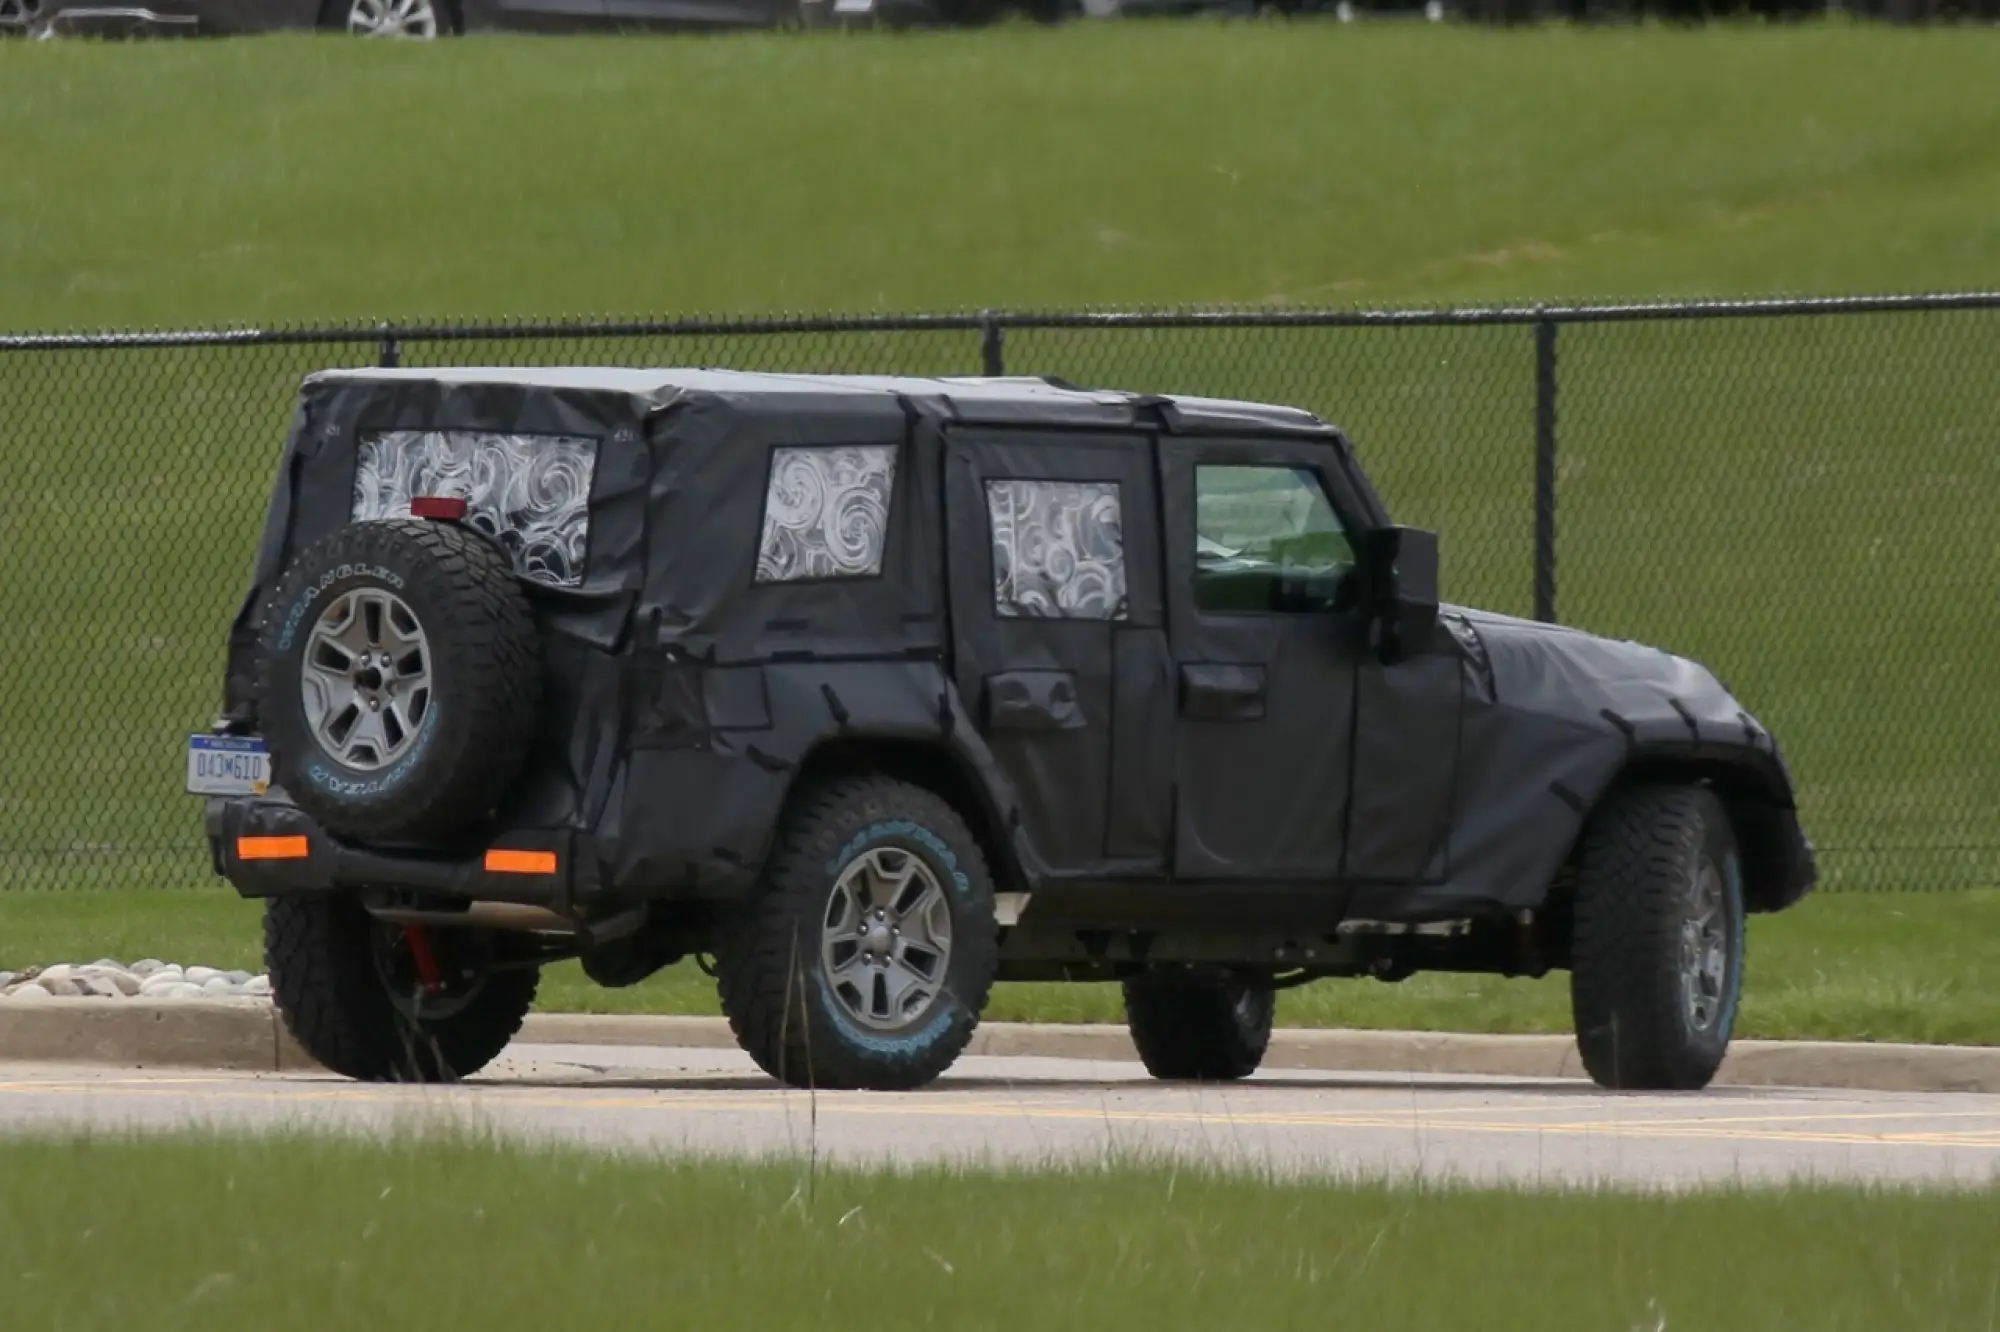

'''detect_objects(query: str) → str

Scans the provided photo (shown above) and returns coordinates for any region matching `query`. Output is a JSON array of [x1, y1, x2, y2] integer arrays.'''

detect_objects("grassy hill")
[[2, 24, 1999, 329]]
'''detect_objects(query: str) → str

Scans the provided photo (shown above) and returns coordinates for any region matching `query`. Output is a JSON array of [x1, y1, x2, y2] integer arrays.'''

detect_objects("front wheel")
[[1569, 785, 1746, 1091], [266, 894, 538, 1082], [715, 776, 999, 1091]]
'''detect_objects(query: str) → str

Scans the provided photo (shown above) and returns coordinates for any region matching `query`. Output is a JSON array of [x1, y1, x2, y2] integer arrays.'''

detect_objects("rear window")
[[352, 431, 598, 589]]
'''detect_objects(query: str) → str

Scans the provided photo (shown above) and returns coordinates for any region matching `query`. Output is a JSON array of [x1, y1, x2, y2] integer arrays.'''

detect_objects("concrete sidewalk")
[[0, 997, 1995, 1093]]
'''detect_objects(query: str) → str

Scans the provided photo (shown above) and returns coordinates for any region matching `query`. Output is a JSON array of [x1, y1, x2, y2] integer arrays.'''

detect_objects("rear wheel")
[[715, 776, 999, 1091], [1123, 973, 1275, 1081], [266, 894, 538, 1082], [1570, 785, 1746, 1091]]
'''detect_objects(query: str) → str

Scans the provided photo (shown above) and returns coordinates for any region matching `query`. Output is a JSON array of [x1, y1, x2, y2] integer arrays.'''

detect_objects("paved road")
[[3, 1043, 1999, 1187]]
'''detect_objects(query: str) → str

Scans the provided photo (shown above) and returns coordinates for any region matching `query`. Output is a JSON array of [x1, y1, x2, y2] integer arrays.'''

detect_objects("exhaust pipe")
[[363, 901, 577, 935]]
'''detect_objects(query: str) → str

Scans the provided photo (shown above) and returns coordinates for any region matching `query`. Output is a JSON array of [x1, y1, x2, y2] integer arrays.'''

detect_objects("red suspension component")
[[403, 925, 444, 995]]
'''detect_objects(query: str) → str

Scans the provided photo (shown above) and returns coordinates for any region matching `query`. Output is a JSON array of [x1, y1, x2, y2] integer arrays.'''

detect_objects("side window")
[[755, 444, 898, 583], [1194, 464, 1355, 614], [354, 431, 599, 589], [986, 479, 1129, 621]]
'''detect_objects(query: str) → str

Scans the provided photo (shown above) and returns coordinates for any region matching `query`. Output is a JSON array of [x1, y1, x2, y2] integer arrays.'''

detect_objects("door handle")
[[1179, 663, 1266, 721], [984, 670, 1086, 731]]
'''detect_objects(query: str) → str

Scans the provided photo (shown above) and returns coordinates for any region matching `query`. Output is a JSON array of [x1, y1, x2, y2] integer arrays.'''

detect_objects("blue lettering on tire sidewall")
[[816, 819, 974, 1055], [1716, 851, 1746, 1039], [304, 703, 440, 798]]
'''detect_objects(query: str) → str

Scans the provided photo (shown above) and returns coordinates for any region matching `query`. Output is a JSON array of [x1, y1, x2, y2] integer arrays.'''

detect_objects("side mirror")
[[1358, 525, 1440, 663]]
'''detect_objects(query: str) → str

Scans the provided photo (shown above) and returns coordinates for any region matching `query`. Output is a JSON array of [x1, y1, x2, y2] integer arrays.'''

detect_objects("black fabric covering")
[[218, 368, 1814, 922]]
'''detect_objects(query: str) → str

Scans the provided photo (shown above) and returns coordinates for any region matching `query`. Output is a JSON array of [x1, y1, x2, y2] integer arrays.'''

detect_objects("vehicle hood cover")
[[1347, 601, 1811, 922]]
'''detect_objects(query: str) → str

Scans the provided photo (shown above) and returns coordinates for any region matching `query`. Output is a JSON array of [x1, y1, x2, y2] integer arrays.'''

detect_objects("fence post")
[[1533, 317, 1559, 624], [378, 327, 401, 369], [979, 313, 1006, 377]]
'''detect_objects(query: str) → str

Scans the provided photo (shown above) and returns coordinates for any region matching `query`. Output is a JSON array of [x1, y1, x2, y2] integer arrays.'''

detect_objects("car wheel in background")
[[1123, 973, 1275, 1081], [1569, 785, 1747, 1091], [319, 0, 457, 36]]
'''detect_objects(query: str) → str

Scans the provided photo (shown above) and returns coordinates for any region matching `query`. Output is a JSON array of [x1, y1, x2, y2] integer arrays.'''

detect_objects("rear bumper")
[[205, 795, 580, 909]]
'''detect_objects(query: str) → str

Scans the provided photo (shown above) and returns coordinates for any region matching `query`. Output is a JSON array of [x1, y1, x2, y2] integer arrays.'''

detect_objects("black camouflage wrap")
[[213, 368, 1813, 927]]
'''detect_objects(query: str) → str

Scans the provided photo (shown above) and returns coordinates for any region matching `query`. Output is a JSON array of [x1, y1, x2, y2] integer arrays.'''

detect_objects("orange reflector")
[[237, 835, 309, 861], [485, 849, 557, 875]]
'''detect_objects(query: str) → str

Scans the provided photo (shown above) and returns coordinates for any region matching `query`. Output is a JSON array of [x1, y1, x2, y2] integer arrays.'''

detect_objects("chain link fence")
[[3, 296, 1996, 894]]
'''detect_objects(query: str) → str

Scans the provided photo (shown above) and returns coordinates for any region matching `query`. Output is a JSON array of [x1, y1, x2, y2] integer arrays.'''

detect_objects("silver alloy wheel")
[[1679, 859, 1730, 1034], [346, 0, 441, 37], [821, 847, 953, 1031], [300, 587, 433, 771]]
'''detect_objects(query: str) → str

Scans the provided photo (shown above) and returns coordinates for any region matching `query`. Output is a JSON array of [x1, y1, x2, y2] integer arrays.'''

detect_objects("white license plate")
[[185, 734, 271, 797]]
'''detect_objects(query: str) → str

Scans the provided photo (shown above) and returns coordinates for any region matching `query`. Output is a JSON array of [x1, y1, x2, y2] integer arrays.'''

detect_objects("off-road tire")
[[1123, 974, 1275, 1081], [1570, 785, 1746, 1091], [256, 519, 539, 845], [715, 776, 999, 1091], [265, 894, 538, 1082]]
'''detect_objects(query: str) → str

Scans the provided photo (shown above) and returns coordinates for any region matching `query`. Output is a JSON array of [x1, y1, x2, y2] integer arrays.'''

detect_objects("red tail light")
[[410, 496, 468, 521]]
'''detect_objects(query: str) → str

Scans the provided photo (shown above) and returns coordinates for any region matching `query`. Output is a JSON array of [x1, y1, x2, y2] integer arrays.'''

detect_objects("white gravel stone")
[[8, 959, 281, 1002], [6, 983, 51, 1002]]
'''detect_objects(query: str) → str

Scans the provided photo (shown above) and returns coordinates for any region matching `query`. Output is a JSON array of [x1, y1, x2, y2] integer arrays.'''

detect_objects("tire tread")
[[716, 775, 997, 1091]]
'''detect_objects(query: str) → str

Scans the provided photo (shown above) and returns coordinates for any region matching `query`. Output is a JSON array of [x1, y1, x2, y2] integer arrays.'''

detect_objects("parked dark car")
[[194, 367, 1814, 1095], [2, 0, 957, 38]]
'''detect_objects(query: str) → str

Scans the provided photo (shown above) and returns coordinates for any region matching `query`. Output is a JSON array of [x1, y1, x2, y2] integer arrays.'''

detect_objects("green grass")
[[6, 885, 1995, 1045], [3, 25, 2000, 898], [2, 1133, 1997, 1329], [7, 26, 2000, 324]]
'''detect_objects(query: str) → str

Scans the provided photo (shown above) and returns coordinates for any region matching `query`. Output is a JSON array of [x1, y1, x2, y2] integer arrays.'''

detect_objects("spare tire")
[[256, 518, 540, 844]]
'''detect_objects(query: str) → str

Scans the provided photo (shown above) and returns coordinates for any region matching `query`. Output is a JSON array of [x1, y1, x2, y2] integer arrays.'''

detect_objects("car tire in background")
[[318, 0, 458, 36], [266, 894, 538, 1082], [716, 775, 1000, 1091], [1123, 973, 1275, 1081], [255, 517, 541, 845], [1569, 784, 1747, 1091]]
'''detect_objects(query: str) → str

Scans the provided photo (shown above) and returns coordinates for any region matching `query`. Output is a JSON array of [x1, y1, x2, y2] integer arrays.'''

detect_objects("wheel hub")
[[300, 587, 433, 771], [821, 848, 953, 1031], [1679, 860, 1730, 1034], [346, 0, 441, 37]]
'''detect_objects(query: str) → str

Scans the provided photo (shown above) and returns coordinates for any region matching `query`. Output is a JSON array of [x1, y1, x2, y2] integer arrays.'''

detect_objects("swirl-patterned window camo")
[[986, 479, 1128, 621], [353, 431, 598, 589], [755, 445, 899, 583]]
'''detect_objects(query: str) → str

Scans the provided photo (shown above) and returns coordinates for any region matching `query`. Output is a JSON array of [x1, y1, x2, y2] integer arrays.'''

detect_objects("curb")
[[2, 1001, 1997, 1094]]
